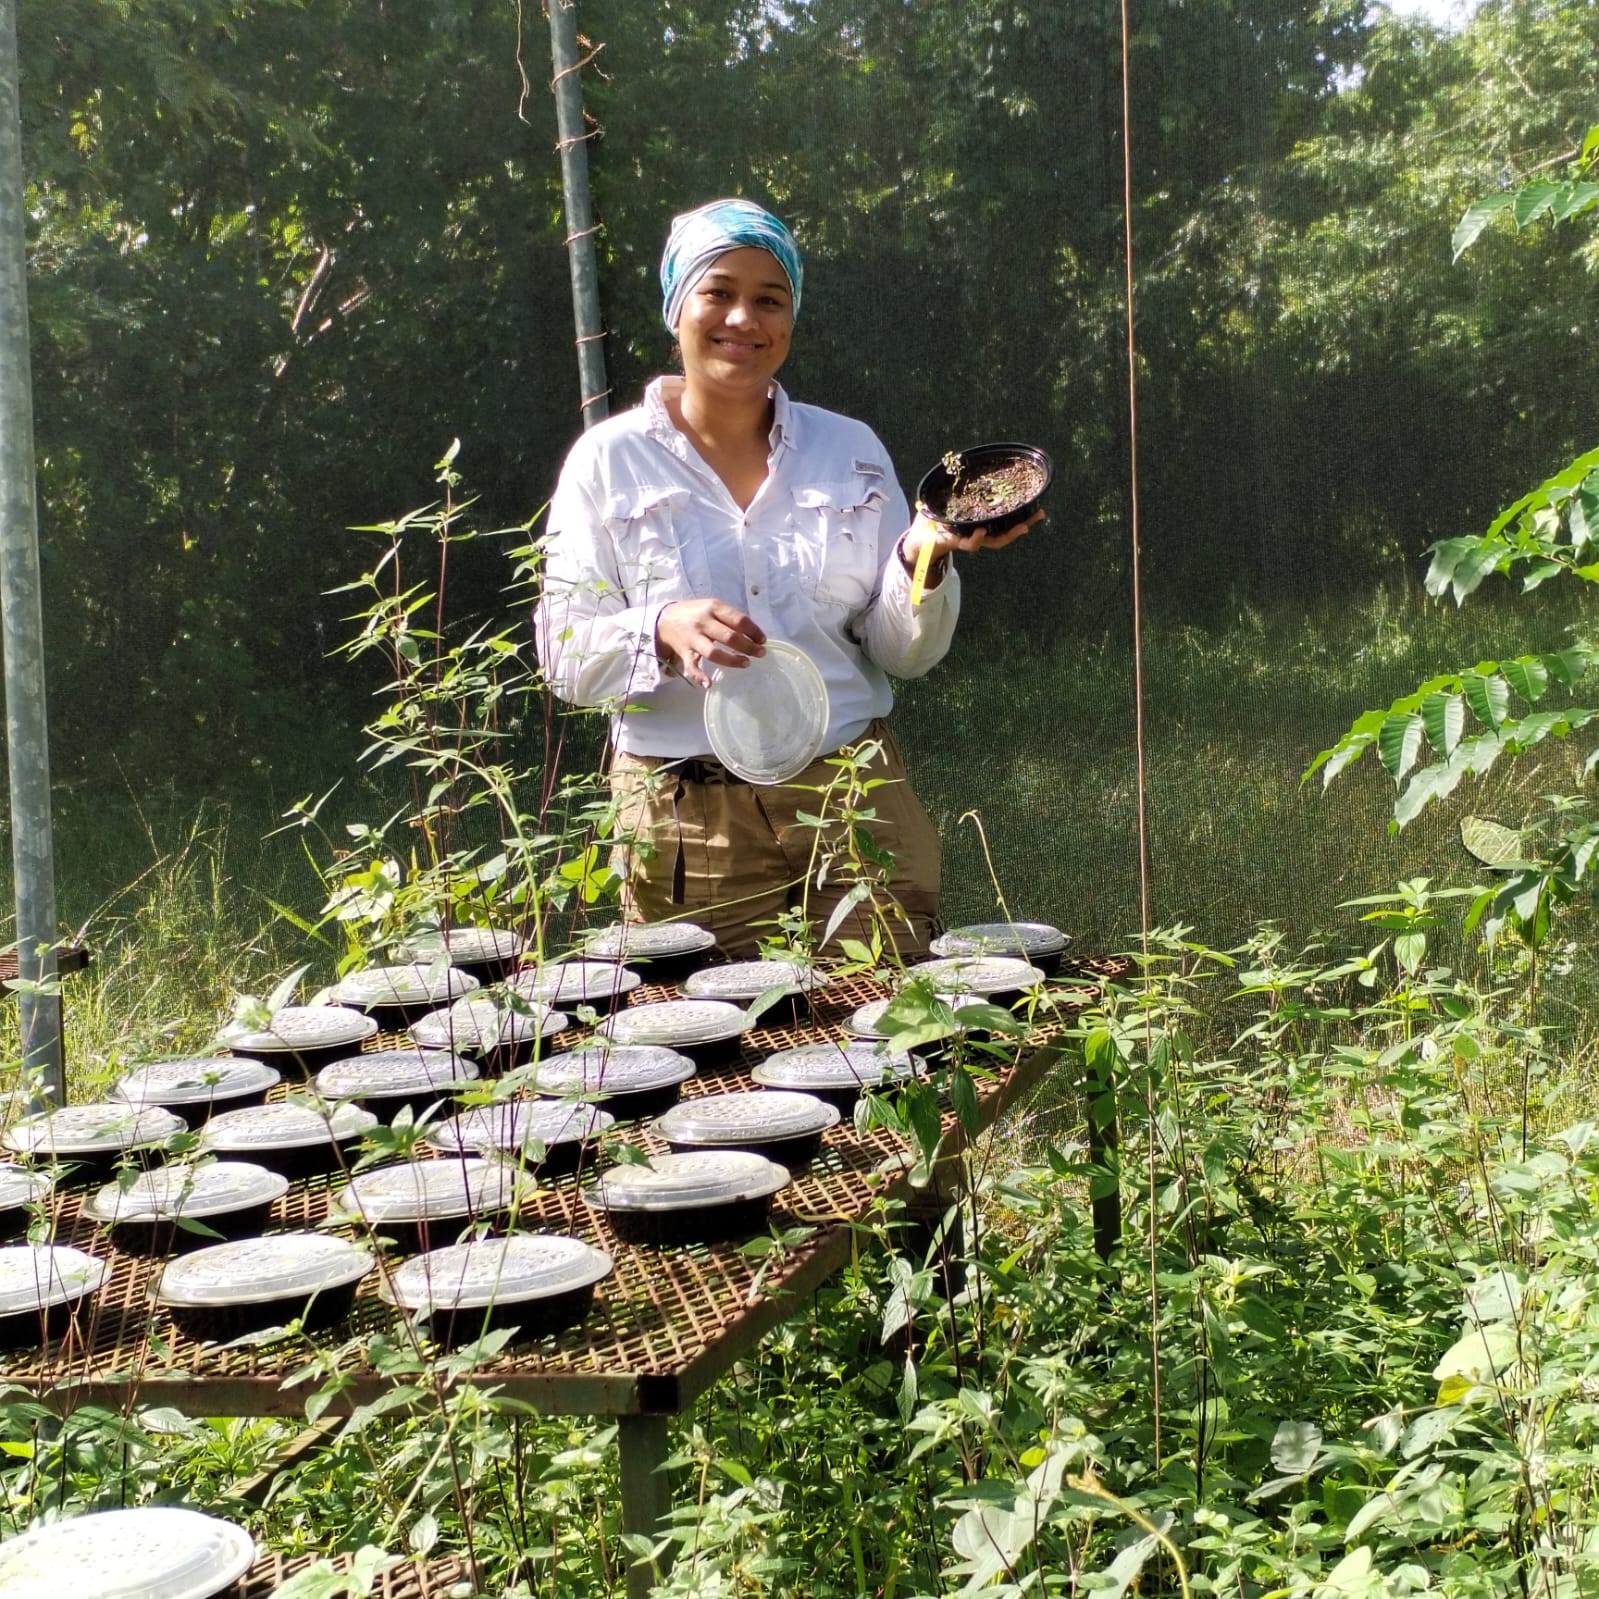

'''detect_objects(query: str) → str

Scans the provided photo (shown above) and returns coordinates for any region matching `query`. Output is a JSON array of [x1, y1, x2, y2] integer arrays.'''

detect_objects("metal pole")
[[0, 0, 63, 1107], [617, 1413, 672, 1599], [546, 0, 610, 430]]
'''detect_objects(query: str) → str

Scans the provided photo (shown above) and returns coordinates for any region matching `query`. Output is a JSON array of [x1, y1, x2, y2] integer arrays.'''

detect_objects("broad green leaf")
[[1419, 692, 1464, 758], [1550, 180, 1599, 222], [1501, 656, 1550, 704], [1461, 671, 1510, 730], [1433, 1324, 1519, 1385], [1377, 713, 1424, 782], [1270, 1419, 1323, 1474], [1451, 191, 1513, 260], [1512, 179, 1560, 228], [1319, 1545, 1374, 1591], [1460, 816, 1521, 868], [1394, 931, 1425, 973]]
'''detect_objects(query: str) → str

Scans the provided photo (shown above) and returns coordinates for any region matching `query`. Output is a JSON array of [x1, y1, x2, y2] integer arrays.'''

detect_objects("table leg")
[[618, 1413, 672, 1599]]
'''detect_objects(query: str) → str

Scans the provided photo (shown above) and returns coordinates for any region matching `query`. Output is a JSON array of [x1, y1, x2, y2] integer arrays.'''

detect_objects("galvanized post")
[[0, 0, 62, 1108], [546, 0, 610, 430], [617, 1413, 672, 1599]]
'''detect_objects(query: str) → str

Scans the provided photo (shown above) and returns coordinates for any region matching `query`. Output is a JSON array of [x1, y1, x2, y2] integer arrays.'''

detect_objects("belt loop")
[[670, 777, 687, 905]]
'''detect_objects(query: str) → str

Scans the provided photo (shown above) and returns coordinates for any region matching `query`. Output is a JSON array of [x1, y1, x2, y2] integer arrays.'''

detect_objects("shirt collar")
[[644, 376, 794, 453]]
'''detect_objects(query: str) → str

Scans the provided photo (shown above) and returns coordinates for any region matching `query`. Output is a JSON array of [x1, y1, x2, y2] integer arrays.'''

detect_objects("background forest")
[[17, 0, 1599, 942]]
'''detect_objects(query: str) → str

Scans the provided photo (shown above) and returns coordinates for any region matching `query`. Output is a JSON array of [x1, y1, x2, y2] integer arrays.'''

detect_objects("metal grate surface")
[[2, 969, 1106, 1418], [235, 1550, 471, 1598]]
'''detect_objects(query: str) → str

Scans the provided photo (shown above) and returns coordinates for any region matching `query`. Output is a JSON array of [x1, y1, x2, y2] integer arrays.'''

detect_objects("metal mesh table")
[[2, 968, 1096, 1596], [237, 1551, 471, 1598]]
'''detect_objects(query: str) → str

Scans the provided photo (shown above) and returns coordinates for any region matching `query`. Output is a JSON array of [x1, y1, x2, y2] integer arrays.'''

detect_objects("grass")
[[3, 582, 1599, 1593], [3, 580, 1598, 1102]]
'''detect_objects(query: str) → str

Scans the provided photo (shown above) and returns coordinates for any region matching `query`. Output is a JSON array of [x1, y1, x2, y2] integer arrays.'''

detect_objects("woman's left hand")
[[898, 506, 1046, 579]]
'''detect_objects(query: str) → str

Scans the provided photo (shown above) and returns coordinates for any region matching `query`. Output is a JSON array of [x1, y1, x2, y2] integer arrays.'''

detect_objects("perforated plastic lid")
[[511, 961, 644, 1005], [84, 1162, 288, 1224], [600, 999, 748, 1047], [0, 1244, 106, 1316], [330, 1157, 522, 1225], [426, 1101, 615, 1157], [315, 1049, 479, 1101], [225, 1005, 378, 1053], [583, 1150, 791, 1213], [0, 1162, 52, 1210], [530, 1045, 697, 1098], [681, 960, 817, 1003], [902, 956, 1045, 995], [199, 1100, 377, 1153], [581, 921, 717, 960], [0, 1506, 256, 1599], [401, 926, 526, 965], [380, 1234, 613, 1313], [3, 1103, 185, 1159], [845, 994, 965, 1040], [752, 1042, 917, 1093], [115, 1057, 281, 1109], [703, 639, 830, 785], [655, 1090, 839, 1145], [930, 922, 1070, 960], [409, 994, 562, 1053], [153, 1232, 374, 1308], [328, 964, 480, 1008]]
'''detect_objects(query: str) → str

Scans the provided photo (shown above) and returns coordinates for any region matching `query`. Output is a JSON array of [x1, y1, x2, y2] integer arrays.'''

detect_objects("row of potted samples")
[[403, 916, 1072, 983], [0, 1137, 807, 1355]]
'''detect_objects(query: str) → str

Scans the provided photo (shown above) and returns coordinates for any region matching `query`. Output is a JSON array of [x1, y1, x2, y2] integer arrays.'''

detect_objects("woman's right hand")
[[656, 598, 767, 689]]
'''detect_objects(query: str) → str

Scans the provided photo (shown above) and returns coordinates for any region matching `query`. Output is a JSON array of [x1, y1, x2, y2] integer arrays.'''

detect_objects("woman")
[[536, 199, 1039, 958]]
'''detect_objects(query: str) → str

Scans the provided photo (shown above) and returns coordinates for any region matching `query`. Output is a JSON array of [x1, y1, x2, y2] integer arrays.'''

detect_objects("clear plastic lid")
[[681, 960, 817, 1003], [84, 1161, 288, 1224], [199, 1100, 377, 1152], [409, 994, 561, 1052], [600, 999, 749, 1047], [530, 1045, 697, 1098], [930, 922, 1070, 960], [426, 1101, 615, 1157], [0, 1244, 107, 1316], [153, 1232, 374, 1308], [703, 639, 830, 785], [314, 1049, 479, 1100], [0, 1506, 256, 1599], [845, 993, 966, 1040], [380, 1233, 613, 1313], [511, 961, 644, 1005], [115, 1056, 281, 1108], [902, 956, 1045, 995], [655, 1090, 839, 1145], [583, 1150, 791, 1214], [330, 1157, 522, 1225], [401, 926, 526, 965], [580, 921, 717, 961], [751, 1042, 916, 1092], [0, 1161, 52, 1210], [225, 1005, 378, 1053], [328, 964, 480, 1008], [3, 1103, 185, 1159]]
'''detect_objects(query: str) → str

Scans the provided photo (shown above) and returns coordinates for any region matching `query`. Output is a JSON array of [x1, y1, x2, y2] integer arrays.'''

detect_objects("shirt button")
[[750, 584, 762, 596]]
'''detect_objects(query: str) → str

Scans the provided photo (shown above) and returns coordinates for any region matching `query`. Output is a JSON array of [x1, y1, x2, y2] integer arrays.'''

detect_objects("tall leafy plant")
[[1308, 121, 1599, 961]]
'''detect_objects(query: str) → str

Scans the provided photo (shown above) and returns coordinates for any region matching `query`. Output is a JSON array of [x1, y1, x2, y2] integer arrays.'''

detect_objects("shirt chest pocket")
[[602, 486, 711, 606], [790, 479, 885, 612]]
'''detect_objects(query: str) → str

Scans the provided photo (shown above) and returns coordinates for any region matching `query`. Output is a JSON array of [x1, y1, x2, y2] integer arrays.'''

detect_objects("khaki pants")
[[608, 720, 942, 960]]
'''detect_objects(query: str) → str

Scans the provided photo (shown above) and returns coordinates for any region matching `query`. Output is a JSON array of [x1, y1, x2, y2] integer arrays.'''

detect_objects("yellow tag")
[[909, 538, 937, 606]]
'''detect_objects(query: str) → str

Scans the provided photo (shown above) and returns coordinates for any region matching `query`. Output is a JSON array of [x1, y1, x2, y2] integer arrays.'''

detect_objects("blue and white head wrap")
[[660, 199, 803, 335]]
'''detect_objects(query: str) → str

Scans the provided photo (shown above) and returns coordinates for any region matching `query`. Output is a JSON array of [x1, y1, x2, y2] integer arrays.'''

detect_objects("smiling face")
[[673, 246, 794, 402]]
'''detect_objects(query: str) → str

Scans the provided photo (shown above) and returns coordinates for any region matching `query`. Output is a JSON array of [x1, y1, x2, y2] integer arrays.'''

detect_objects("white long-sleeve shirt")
[[535, 377, 961, 759]]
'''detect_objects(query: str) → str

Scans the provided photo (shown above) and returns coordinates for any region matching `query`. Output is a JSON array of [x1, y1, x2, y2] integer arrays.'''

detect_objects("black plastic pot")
[[600, 1194, 776, 1248], [418, 1282, 600, 1349], [659, 1127, 826, 1169], [915, 441, 1054, 536], [104, 1201, 279, 1259], [161, 1280, 364, 1342]]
